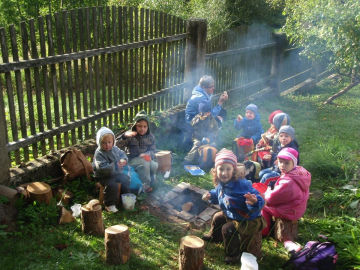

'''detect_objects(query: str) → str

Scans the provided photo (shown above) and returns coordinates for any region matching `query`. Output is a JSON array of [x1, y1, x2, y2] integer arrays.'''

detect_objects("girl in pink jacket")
[[261, 147, 311, 252]]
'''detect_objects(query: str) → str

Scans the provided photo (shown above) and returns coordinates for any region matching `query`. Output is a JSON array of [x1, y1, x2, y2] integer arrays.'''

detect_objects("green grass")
[[1, 76, 360, 269]]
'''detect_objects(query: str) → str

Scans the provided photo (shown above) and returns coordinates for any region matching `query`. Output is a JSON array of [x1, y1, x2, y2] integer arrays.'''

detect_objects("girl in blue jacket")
[[202, 149, 266, 264]]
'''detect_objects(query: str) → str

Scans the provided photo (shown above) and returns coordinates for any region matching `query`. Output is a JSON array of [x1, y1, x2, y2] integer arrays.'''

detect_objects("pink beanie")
[[277, 147, 298, 166], [215, 148, 237, 169]]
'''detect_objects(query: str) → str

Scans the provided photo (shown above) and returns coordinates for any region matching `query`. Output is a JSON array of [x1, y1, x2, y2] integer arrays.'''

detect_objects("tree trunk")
[[178, 235, 205, 270], [323, 80, 360, 104], [26, 182, 53, 205], [105, 224, 130, 265], [81, 205, 104, 236]]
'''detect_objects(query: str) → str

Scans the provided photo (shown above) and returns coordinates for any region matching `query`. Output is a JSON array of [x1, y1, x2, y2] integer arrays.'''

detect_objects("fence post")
[[184, 19, 207, 101], [269, 33, 287, 95], [0, 104, 10, 185]]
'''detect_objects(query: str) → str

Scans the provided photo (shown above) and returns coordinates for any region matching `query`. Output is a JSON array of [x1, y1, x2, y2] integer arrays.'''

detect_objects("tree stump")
[[81, 205, 104, 236], [274, 218, 298, 242], [105, 224, 130, 265], [26, 182, 53, 205], [179, 235, 205, 270]]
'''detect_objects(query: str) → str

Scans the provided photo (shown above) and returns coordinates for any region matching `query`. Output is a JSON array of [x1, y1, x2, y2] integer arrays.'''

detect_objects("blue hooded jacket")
[[185, 85, 223, 123], [209, 179, 264, 221], [233, 113, 264, 144]]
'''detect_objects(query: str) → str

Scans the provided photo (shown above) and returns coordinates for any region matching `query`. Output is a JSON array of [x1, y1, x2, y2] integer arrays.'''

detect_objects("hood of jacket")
[[131, 110, 150, 135], [285, 166, 311, 192], [96, 127, 115, 148]]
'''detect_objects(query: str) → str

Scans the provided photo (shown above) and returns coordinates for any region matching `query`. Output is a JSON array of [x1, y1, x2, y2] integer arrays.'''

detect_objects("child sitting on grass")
[[261, 147, 311, 252], [201, 149, 266, 264], [233, 104, 264, 161], [259, 125, 299, 184], [93, 127, 130, 213], [117, 110, 158, 193], [234, 103, 264, 145]]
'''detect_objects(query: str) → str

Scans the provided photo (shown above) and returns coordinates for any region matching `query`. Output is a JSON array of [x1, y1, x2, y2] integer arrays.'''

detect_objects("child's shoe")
[[105, 205, 119, 213]]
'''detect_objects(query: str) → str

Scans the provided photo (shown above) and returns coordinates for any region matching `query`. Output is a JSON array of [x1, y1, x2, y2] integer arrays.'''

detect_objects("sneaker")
[[105, 205, 119, 213], [164, 170, 171, 179]]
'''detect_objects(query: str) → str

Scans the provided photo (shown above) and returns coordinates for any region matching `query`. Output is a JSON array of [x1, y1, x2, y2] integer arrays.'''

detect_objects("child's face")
[[216, 163, 234, 183], [279, 132, 292, 146], [278, 158, 294, 173], [101, 134, 114, 151], [245, 110, 255, 120], [135, 120, 148, 136]]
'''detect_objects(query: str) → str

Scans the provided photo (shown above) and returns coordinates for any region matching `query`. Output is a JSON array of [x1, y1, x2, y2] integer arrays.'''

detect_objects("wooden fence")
[[0, 7, 321, 183]]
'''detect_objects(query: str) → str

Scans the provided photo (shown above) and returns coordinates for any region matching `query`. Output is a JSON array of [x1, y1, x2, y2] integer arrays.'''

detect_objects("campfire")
[[148, 182, 220, 229]]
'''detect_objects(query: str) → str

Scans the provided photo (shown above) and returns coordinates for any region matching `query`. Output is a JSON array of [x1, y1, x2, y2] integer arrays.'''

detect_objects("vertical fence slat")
[[0, 28, 20, 164], [158, 12, 164, 111], [38, 17, 55, 151], [123, 6, 129, 123], [63, 11, 76, 145], [10, 25, 30, 161], [92, 7, 101, 129], [0, 74, 10, 182], [20, 22, 34, 160], [118, 6, 124, 123], [143, 9, 149, 113], [112, 6, 119, 126], [105, 6, 113, 129], [148, 9, 154, 113], [129, 7, 134, 120], [70, 9, 82, 142], [86, 8, 95, 136], [134, 7, 139, 115], [47, 14, 62, 149], [139, 8, 144, 111], [99, 7, 107, 127], [29, 20, 46, 155], [153, 11, 159, 112]]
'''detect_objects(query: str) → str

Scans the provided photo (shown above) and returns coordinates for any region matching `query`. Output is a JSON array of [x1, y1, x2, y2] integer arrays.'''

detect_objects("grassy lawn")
[[1, 76, 360, 269]]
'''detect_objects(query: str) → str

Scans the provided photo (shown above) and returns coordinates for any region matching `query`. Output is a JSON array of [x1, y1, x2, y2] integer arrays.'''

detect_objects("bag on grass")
[[122, 165, 143, 194], [285, 241, 337, 270], [60, 148, 93, 182]]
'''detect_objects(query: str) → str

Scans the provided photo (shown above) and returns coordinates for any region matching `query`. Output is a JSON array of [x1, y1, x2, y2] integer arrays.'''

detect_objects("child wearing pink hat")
[[201, 148, 266, 264], [261, 147, 311, 252]]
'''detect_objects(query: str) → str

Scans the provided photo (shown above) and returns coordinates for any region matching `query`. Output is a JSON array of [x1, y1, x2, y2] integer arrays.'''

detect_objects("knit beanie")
[[245, 104, 258, 114], [215, 148, 237, 169], [279, 125, 295, 139], [273, 112, 291, 131], [268, 110, 283, 124], [277, 147, 298, 166]]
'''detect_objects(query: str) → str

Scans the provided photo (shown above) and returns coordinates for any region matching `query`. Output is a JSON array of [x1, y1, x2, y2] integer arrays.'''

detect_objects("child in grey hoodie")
[[93, 127, 130, 212]]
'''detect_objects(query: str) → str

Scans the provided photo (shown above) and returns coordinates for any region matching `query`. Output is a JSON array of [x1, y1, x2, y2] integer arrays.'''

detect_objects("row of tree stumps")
[[81, 205, 205, 269]]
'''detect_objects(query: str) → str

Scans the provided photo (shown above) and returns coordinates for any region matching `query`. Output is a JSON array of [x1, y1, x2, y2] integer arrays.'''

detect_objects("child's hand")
[[244, 192, 258, 205], [218, 91, 228, 105], [202, 192, 211, 201], [124, 130, 137, 137], [140, 153, 151, 161], [237, 114, 243, 122], [118, 158, 127, 168]]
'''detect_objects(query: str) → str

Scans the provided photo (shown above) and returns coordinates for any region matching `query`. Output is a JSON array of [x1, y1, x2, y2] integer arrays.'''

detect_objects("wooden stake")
[[105, 224, 130, 265], [26, 182, 53, 205], [81, 205, 104, 236], [179, 235, 204, 270]]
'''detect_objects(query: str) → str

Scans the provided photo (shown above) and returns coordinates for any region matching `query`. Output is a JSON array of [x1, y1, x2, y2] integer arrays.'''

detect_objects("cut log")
[[26, 182, 53, 205], [105, 224, 130, 265], [179, 235, 205, 270], [81, 205, 104, 236]]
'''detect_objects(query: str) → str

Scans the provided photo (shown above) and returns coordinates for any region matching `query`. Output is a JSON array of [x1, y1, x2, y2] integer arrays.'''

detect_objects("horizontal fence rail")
[[0, 6, 186, 167]]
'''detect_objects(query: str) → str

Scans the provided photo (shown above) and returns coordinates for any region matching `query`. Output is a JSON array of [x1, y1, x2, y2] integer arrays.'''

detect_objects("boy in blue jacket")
[[202, 149, 266, 263]]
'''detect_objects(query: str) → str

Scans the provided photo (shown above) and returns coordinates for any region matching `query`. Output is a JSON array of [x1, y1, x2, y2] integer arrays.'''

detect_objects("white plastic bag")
[[240, 252, 258, 270], [70, 203, 82, 217]]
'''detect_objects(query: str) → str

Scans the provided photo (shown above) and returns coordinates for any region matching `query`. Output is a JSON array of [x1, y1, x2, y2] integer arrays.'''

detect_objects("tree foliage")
[[282, 0, 360, 78]]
